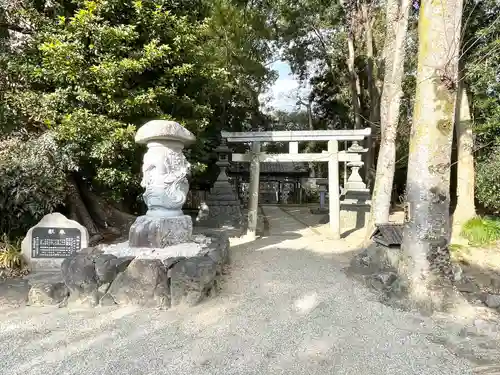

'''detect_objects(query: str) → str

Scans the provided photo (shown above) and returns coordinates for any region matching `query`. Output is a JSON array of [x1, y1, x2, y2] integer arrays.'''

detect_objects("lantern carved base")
[[128, 214, 193, 248]]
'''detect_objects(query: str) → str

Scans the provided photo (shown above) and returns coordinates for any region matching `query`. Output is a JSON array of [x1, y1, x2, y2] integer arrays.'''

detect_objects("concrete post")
[[328, 140, 340, 239], [289, 141, 299, 153], [246, 142, 261, 239]]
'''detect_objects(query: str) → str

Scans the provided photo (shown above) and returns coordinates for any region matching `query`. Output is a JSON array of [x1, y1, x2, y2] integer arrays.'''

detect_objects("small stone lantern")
[[202, 137, 243, 231], [215, 139, 231, 179], [344, 140, 370, 204]]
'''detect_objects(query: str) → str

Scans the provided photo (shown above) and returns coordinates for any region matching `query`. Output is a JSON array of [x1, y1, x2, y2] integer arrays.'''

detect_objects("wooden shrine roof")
[[228, 162, 309, 175]]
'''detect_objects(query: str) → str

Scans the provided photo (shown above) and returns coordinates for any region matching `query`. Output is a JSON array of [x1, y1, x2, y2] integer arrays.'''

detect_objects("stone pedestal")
[[340, 143, 371, 231], [129, 215, 193, 247], [345, 160, 366, 190], [340, 203, 371, 233]]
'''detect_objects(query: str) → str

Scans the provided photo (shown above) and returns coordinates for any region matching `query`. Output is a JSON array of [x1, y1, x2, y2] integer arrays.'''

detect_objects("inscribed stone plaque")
[[31, 227, 81, 258], [22, 213, 89, 271]]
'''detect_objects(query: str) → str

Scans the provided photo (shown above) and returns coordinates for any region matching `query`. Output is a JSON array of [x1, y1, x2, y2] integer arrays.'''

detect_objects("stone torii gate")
[[221, 128, 371, 240]]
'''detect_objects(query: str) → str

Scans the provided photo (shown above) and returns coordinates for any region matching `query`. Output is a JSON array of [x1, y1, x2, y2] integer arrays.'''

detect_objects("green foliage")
[[54, 109, 140, 200], [271, 0, 353, 127], [461, 216, 500, 246], [448, 243, 466, 253], [463, 0, 500, 158], [0, 0, 275, 223], [476, 147, 500, 213], [0, 133, 69, 236], [0, 234, 24, 270]]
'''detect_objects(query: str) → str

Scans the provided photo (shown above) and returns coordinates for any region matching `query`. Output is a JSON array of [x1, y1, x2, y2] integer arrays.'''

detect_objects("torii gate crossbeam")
[[221, 128, 371, 240]]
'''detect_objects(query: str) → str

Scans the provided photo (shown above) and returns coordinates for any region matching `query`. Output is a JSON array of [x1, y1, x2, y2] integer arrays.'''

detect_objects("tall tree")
[[452, 76, 475, 234], [365, 0, 411, 238], [341, 0, 364, 130], [0, 0, 274, 238], [461, 0, 499, 214], [402, 0, 464, 300]]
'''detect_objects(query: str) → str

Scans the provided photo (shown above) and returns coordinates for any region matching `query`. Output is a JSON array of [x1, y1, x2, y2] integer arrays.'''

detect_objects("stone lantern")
[[344, 141, 370, 204], [128, 120, 196, 247], [202, 138, 243, 231], [215, 139, 231, 180]]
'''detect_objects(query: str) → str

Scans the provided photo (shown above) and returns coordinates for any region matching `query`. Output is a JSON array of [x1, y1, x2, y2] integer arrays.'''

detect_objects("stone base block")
[[29, 230, 231, 309], [317, 204, 371, 233], [340, 203, 371, 233], [203, 200, 243, 230], [129, 214, 193, 247]]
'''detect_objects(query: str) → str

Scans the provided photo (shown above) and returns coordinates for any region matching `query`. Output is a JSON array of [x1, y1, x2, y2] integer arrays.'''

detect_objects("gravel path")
[[0, 206, 479, 375]]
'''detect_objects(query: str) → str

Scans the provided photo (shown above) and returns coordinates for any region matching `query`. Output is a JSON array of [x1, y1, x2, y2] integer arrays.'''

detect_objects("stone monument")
[[202, 139, 243, 231], [29, 120, 231, 309], [128, 120, 195, 247], [21, 213, 89, 271]]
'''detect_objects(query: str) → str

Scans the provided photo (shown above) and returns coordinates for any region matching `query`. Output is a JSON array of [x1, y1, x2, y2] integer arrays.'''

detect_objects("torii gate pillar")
[[246, 142, 261, 239], [328, 140, 340, 239]]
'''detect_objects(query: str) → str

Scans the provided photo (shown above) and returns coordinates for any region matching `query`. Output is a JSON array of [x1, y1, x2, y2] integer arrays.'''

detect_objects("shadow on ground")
[[1, 226, 499, 374], [0, 234, 490, 375], [344, 242, 500, 375]]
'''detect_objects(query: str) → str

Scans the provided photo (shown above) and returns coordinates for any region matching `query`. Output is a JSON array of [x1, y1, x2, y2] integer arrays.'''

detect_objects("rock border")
[[27, 230, 230, 309], [346, 242, 500, 314]]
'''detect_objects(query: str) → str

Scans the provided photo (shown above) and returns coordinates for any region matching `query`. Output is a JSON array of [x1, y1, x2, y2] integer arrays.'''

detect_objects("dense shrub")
[[0, 234, 24, 270], [461, 216, 500, 246], [476, 146, 500, 214], [0, 133, 70, 237]]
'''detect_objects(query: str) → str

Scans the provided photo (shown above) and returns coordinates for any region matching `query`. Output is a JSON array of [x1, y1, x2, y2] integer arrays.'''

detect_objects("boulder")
[[349, 242, 403, 274], [94, 254, 134, 285], [61, 250, 134, 306], [28, 282, 69, 306], [104, 259, 170, 308], [61, 254, 100, 306], [170, 256, 218, 307], [485, 294, 500, 309], [202, 231, 230, 274]]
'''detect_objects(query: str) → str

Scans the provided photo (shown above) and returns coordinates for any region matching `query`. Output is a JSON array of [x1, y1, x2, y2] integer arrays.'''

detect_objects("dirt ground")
[[1, 205, 499, 374]]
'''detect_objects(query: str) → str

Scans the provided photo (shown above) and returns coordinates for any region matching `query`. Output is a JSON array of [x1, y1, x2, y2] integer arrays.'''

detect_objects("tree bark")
[[365, 0, 411, 240], [66, 175, 103, 243], [306, 99, 316, 178], [452, 79, 475, 234], [79, 184, 137, 235], [347, 31, 363, 129], [361, 4, 379, 187], [402, 0, 464, 299]]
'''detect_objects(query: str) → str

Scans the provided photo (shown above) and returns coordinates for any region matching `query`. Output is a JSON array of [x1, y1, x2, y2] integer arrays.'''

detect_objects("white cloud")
[[260, 60, 311, 113]]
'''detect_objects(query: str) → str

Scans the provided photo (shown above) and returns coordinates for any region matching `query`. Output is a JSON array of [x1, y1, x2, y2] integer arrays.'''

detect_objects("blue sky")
[[261, 60, 311, 112]]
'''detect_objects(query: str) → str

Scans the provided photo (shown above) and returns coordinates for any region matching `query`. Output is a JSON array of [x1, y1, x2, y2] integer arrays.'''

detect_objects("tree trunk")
[[452, 79, 475, 235], [306, 100, 316, 178], [347, 31, 363, 129], [80, 184, 137, 236], [402, 0, 464, 300], [365, 0, 411, 240], [66, 175, 103, 244], [361, 4, 379, 187]]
